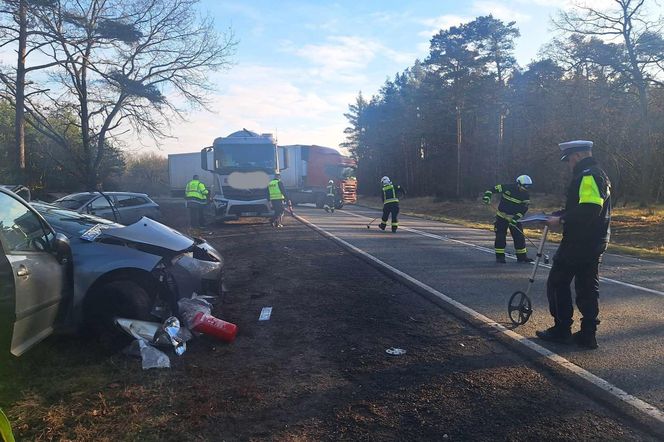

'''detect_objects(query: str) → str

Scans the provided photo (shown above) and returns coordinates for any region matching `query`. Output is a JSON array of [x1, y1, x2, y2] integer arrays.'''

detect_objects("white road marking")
[[342, 210, 664, 298], [295, 212, 664, 426]]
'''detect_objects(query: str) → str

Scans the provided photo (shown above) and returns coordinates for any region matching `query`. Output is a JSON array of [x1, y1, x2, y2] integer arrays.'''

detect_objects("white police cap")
[[558, 140, 593, 161]]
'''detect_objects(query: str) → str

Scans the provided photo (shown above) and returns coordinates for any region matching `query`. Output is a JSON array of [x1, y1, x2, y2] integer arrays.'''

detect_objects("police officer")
[[324, 179, 336, 213], [536, 140, 611, 350], [185, 174, 209, 228], [379, 176, 403, 232], [267, 173, 289, 227], [483, 175, 534, 263]]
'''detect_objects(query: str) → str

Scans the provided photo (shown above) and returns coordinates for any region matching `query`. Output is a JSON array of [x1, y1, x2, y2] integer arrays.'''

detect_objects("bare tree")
[[554, 0, 664, 202], [0, 0, 58, 180], [21, 0, 235, 188]]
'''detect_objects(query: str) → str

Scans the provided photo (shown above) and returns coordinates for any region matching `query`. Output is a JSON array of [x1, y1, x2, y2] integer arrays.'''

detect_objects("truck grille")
[[221, 186, 265, 201]]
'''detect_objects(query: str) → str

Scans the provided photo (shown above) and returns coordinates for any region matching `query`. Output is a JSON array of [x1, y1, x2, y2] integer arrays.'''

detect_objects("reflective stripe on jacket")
[[268, 179, 285, 201], [326, 184, 335, 197], [382, 184, 399, 204], [185, 180, 208, 200]]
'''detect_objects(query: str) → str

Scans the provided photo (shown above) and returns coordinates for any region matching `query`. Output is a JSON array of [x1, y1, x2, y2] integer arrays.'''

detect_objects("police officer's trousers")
[[546, 259, 600, 332], [380, 202, 399, 232], [494, 216, 526, 257]]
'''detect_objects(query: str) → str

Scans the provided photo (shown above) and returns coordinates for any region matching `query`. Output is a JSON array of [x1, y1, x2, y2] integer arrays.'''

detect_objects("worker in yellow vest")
[[266, 173, 289, 227], [185, 174, 209, 228]]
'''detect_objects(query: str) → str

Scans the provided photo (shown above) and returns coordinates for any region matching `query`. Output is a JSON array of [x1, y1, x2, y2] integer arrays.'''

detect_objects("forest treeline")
[[342, 1, 664, 203]]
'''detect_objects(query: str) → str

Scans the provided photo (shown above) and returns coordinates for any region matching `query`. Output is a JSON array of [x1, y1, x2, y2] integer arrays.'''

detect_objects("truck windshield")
[[215, 145, 275, 171]]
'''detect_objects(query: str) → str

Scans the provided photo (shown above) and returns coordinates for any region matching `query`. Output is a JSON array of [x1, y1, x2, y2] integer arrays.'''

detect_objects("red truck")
[[279, 145, 357, 209]]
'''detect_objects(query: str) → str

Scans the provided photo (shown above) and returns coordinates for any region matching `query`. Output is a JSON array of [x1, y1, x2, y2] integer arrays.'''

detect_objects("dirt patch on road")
[[1, 207, 656, 440]]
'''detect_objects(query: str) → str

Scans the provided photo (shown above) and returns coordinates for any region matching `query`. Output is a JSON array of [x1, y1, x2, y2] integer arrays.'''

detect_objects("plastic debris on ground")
[[259, 306, 272, 321], [177, 293, 213, 329], [154, 316, 190, 356], [115, 318, 161, 342], [124, 339, 171, 369], [385, 347, 407, 355]]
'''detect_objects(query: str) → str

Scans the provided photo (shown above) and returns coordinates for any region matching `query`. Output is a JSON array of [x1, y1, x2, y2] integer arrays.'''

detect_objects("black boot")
[[573, 330, 598, 349], [378, 223, 386, 231], [495, 254, 506, 264], [536, 326, 573, 344], [517, 254, 534, 263]]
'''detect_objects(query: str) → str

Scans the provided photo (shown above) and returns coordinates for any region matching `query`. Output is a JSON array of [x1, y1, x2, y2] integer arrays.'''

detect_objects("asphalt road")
[[294, 204, 664, 420]]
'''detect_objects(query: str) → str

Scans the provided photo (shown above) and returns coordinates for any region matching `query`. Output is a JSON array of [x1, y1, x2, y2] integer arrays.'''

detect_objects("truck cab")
[[201, 129, 280, 220]]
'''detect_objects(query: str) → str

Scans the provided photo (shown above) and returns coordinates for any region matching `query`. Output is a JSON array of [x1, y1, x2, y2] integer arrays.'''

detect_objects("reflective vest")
[[268, 179, 284, 201], [185, 179, 208, 201], [382, 184, 399, 204], [326, 184, 335, 197]]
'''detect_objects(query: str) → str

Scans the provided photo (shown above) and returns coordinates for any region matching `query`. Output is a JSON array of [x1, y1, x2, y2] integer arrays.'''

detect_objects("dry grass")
[[356, 195, 664, 261]]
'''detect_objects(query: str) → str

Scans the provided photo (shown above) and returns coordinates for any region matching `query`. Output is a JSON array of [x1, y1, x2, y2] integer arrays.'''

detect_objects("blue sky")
[[160, 0, 572, 156], [4, 0, 584, 156]]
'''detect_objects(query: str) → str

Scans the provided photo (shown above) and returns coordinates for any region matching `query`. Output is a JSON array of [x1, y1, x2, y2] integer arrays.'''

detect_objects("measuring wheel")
[[508, 290, 532, 325]]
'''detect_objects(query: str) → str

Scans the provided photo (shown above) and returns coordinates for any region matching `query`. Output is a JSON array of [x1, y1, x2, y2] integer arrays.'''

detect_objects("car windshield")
[[53, 194, 95, 209], [31, 202, 120, 237]]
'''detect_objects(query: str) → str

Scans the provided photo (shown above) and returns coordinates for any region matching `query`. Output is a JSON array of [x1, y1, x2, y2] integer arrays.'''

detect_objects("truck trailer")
[[279, 145, 356, 209], [168, 152, 215, 197]]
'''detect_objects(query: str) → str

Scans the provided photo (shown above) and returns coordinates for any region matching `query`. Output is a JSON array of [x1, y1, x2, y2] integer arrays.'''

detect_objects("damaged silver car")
[[1, 190, 223, 356]]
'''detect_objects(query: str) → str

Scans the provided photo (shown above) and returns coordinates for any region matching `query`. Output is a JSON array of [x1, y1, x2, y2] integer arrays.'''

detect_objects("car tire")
[[83, 280, 154, 350]]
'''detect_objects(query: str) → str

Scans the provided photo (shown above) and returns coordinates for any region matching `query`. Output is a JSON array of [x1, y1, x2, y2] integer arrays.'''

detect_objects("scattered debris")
[[385, 347, 407, 355], [259, 306, 272, 321], [154, 317, 190, 356], [124, 339, 171, 370], [178, 294, 214, 329]]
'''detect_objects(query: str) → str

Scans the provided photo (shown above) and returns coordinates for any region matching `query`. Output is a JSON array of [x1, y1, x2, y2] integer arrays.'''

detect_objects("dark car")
[[53, 191, 161, 224]]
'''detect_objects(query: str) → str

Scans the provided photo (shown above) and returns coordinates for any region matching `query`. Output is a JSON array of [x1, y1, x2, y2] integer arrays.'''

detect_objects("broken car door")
[[0, 192, 68, 356]]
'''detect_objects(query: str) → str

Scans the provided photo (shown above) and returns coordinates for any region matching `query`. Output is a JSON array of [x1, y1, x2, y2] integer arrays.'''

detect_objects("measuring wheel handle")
[[508, 290, 533, 326]]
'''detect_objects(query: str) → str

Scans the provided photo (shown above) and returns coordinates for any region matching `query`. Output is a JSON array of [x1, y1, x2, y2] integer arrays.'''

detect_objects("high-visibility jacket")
[[185, 179, 208, 201], [382, 184, 400, 204], [268, 179, 285, 201], [326, 183, 335, 197], [484, 183, 529, 223], [556, 157, 611, 263]]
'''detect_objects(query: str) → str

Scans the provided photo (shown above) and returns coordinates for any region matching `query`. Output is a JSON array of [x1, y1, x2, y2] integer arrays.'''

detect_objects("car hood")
[[94, 217, 194, 253]]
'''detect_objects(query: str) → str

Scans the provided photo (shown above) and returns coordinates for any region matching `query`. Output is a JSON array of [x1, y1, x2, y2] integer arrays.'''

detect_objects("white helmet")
[[328, 179, 334, 184], [516, 175, 532, 188], [381, 176, 391, 185]]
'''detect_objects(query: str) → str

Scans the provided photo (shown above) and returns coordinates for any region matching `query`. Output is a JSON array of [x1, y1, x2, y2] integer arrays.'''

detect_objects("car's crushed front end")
[[76, 217, 224, 321]]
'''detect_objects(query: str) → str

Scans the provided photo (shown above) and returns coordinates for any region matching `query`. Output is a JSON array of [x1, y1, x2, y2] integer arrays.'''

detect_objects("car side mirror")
[[52, 233, 72, 265]]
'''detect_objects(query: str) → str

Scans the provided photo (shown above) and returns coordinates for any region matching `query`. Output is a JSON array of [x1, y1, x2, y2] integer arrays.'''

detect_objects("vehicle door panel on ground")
[[0, 191, 68, 356]]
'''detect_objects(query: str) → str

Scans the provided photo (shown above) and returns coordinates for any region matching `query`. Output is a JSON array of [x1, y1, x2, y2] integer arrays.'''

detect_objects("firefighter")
[[185, 174, 209, 228], [379, 176, 403, 232], [483, 175, 534, 264], [267, 173, 289, 227], [536, 140, 611, 350], [324, 179, 336, 213]]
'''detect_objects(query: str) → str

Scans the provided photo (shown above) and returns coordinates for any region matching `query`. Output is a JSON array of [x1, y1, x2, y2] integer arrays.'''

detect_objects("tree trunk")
[[14, 0, 27, 180], [456, 107, 462, 198]]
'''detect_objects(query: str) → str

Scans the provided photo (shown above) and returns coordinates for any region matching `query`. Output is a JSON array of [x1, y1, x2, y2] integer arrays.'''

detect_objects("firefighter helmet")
[[381, 176, 391, 185], [516, 175, 533, 188], [328, 179, 334, 184]]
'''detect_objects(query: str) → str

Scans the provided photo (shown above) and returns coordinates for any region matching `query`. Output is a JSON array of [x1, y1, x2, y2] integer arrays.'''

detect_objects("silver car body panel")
[[100, 217, 194, 253]]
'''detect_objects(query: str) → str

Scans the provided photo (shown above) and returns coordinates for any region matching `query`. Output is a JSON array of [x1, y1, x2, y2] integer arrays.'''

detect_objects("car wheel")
[[83, 280, 154, 349]]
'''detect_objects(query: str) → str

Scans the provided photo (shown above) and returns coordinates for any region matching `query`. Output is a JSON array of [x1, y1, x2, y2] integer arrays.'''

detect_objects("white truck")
[[201, 129, 282, 220], [168, 152, 215, 197]]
